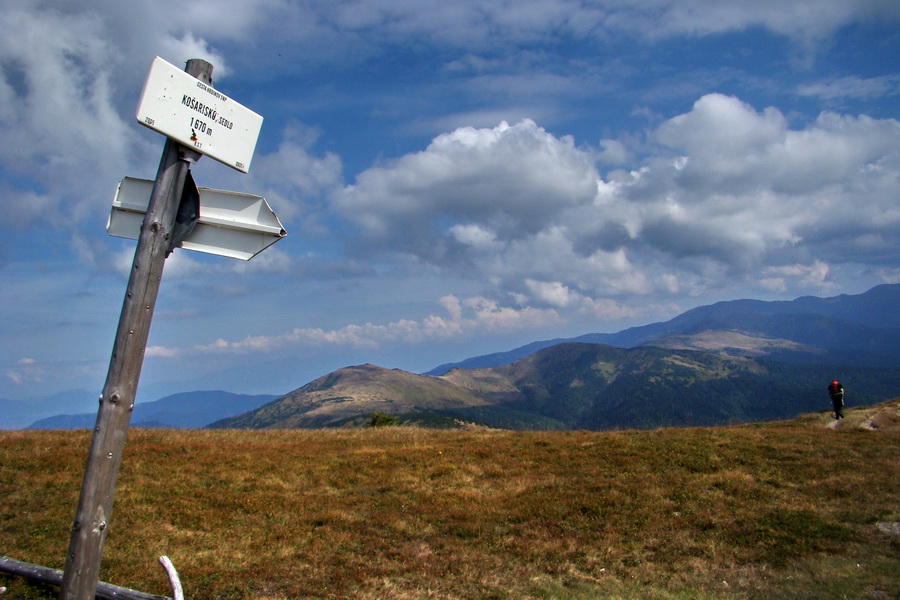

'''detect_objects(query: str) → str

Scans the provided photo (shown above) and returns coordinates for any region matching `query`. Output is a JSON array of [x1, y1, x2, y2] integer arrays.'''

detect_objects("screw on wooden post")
[[59, 59, 213, 600]]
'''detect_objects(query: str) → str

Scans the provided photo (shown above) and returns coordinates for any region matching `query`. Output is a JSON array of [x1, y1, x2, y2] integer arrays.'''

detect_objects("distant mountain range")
[[213, 284, 900, 431], [0, 389, 98, 429], [25, 391, 277, 430], [211, 343, 900, 431], [427, 284, 900, 374], [11, 284, 900, 431]]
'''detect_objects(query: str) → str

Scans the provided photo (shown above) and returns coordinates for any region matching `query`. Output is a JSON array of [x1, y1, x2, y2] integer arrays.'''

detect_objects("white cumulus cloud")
[[331, 94, 900, 308], [144, 294, 560, 358]]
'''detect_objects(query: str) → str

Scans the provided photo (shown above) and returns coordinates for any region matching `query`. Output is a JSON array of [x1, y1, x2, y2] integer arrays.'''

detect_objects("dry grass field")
[[1, 402, 898, 600]]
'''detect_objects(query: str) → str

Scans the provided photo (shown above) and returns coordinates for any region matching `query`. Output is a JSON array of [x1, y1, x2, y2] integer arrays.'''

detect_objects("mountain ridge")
[[215, 285, 900, 431], [26, 390, 277, 430], [211, 365, 489, 429], [16, 284, 900, 431], [427, 283, 900, 375], [212, 341, 900, 431]]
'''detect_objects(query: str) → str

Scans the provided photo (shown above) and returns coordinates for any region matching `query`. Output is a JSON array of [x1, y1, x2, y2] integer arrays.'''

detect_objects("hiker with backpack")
[[828, 380, 844, 419]]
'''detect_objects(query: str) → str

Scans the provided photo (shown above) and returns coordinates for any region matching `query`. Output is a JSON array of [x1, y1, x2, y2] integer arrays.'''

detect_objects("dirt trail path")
[[820, 399, 900, 431]]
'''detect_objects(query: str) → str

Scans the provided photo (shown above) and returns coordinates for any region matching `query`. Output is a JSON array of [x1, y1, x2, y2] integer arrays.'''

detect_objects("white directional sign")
[[136, 57, 263, 173], [108, 177, 286, 260]]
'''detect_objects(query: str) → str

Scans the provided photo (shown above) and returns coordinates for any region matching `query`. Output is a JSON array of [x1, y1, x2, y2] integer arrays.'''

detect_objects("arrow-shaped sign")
[[107, 176, 286, 260]]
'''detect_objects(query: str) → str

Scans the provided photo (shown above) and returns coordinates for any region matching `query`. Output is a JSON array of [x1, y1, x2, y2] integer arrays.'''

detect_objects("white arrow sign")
[[136, 57, 263, 173], [107, 177, 286, 260]]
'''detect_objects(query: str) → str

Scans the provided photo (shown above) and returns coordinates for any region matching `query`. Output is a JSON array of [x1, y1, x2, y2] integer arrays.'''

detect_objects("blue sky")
[[2, 0, 899, 405]]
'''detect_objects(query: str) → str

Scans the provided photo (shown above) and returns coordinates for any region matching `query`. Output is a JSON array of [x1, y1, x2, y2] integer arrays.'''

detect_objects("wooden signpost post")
[[57, 57, 277, 600]]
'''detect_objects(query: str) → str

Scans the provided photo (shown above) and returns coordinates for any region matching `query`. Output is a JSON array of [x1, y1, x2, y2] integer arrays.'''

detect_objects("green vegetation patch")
[[728, 508, 856, 565]]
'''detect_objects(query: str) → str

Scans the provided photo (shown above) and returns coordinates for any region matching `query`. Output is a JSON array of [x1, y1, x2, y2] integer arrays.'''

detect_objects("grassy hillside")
[[1, 401, 898, 600], [446, 344, 900, 431]]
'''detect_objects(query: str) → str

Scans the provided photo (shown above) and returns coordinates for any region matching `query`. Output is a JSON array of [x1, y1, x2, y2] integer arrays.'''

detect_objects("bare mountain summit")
[[213, 364, 489, 429]]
